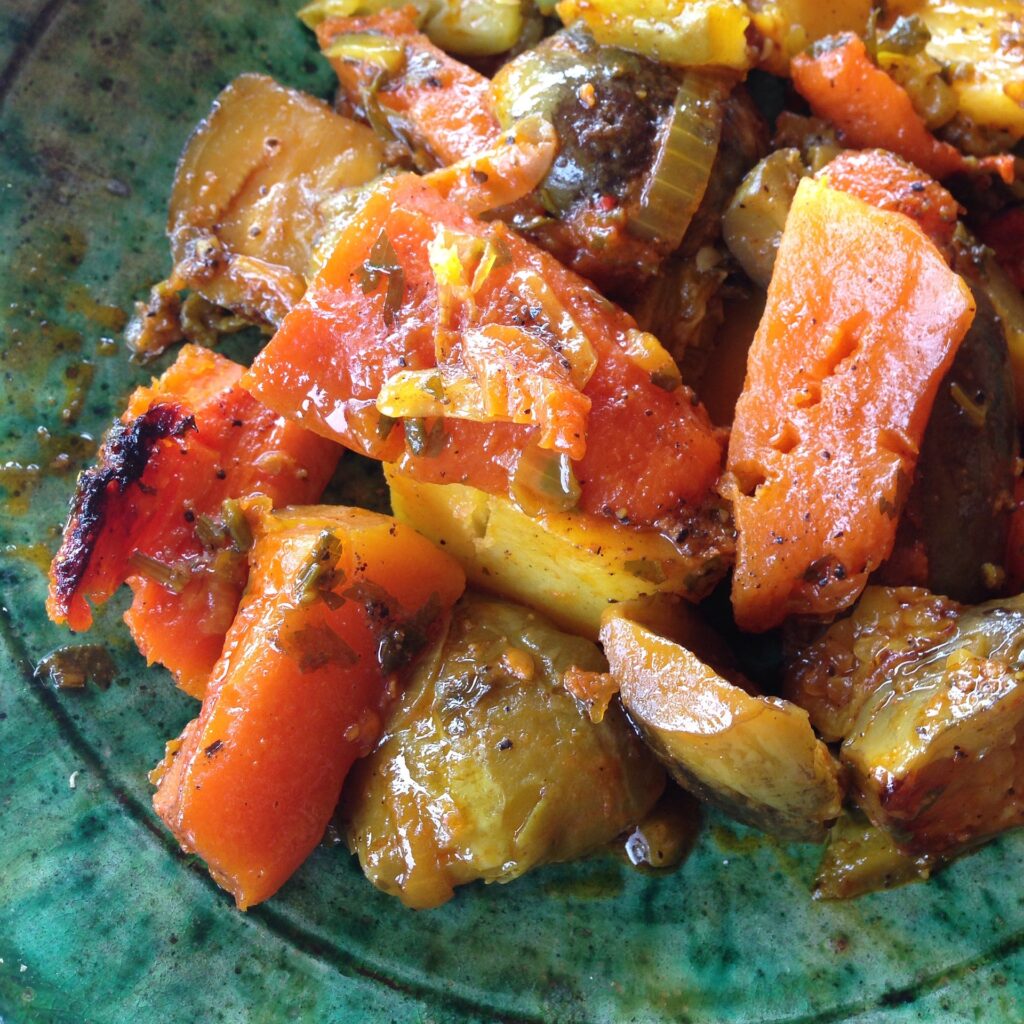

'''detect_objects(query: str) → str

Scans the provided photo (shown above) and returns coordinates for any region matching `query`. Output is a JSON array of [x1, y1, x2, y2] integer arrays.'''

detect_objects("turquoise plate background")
[[2, 3, 1024, 1021]]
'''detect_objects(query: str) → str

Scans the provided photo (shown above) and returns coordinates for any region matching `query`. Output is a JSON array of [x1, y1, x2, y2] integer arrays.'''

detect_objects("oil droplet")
[[34, 645, 116, 690], [65, 283, 128, 333], [61, 361, 94, 424]]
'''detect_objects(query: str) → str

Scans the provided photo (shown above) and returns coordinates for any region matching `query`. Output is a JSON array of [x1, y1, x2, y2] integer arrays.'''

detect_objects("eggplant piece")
[[791, 585, 1024, 856], [492, 27, 734, 294], [785, 585, 960, 743], [601, 610, 843, 842], [129, 75, 384, 358], [629, 86, 768, 373], [889, 282, 1017, 601], [882, 235, 1019, 601], [342, 595, 664, 908]]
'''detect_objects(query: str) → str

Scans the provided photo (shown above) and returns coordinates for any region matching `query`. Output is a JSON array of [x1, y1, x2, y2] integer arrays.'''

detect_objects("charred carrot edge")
[[46, 404, 195, 629]]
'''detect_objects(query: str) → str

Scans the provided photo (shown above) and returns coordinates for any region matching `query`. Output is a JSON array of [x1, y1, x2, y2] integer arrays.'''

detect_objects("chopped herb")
[[128, 551, 193, 594], [357, 230, 405, 329], [195, 499, 252, 554], [377, 592, 441, 674], [404, 417, 445, 457], [294, 530, 346, 608], [277, 619, 360, 673]]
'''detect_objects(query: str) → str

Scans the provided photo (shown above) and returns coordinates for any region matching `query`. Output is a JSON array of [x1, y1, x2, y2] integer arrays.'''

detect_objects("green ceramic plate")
[[3, 3, 1024, 1021]]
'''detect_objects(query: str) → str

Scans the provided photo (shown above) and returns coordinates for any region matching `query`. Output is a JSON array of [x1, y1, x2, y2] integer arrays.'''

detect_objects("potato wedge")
[[886, 0, 1024, 140], [386, 468, 731, 639], [168, 74, 383, 324], [601, 611, 842, 841]]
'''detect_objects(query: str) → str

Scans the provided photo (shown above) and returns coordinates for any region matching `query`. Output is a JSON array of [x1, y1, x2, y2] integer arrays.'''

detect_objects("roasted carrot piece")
[[817, 149, 961, 254], [152, 500, 466, 909], [317, 8, 500, 167], [47, 345, 339, 697], [726, 176, 975, 632], [792, 35, 1014, 184], [244, 175, 724, 527]]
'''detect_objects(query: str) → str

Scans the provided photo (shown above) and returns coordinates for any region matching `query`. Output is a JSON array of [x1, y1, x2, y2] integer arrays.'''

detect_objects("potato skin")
[[343, 595, 665, 908]]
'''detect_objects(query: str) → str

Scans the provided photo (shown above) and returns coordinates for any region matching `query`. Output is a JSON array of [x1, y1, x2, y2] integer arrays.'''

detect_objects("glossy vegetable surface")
[[165, 74, 382, 332], [555, 0, 753, 69], [883, 277, 1017, 602], [814, 811, 937, 900], [245, 173, 724, 528], [46, 345, 339, 697], [317, 8, 500, 167], [726, 176, 975, 631], [794, 587, 1024, 857], [602, 610, 843, 841], [386, 470, 731, 637], [343, 594, 664, 907], [884, 0, 1024, 140], [152, 500, 466, 908], [791, 33, 1013, 182]]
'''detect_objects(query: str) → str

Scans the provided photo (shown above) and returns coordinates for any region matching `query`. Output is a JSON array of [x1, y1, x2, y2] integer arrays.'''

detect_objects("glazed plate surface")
[[2, 3, 1024, 1021]]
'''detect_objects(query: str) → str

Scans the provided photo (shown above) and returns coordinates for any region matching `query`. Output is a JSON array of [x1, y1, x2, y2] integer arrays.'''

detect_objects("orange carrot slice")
[[726, 176, 975, 631], [245, 176, 723, 527], [152, 501, 465, 909], [792, 35, 1013, 184], [47, 345, 339, 696], [317, 8, 500, 167]]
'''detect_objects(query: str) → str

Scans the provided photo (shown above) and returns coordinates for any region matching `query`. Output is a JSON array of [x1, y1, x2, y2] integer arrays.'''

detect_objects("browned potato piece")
[[791, 586, 1024, 856], [814, 811, 938, 900], [601, 610, 843, 842], [785, 586, 960, 742], [168, 73, 384, 325]]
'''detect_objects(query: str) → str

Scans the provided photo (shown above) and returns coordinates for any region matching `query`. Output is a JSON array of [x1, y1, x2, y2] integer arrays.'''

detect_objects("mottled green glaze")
[[2, 3, 1024, 1021]]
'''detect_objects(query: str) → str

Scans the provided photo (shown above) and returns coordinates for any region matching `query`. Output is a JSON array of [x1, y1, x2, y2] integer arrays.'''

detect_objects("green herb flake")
[[357, 230, 406, 329], [624, 558, 668, 584], [294, 530, 346, 608]]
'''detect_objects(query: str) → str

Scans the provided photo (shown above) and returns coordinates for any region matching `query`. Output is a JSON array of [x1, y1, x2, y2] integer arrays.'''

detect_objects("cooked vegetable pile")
[[45, 0, 1024, 908]]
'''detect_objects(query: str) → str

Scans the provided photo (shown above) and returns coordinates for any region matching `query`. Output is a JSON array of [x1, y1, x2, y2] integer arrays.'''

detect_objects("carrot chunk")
[[46, 345, 339, 696], [817, 149, 961, 254], [726, 177, 975, 631], [152, 501, 465, 909], [792, 34, 1013, 183], [245, 176, 723, 527], [316, 8, 500, 167]]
